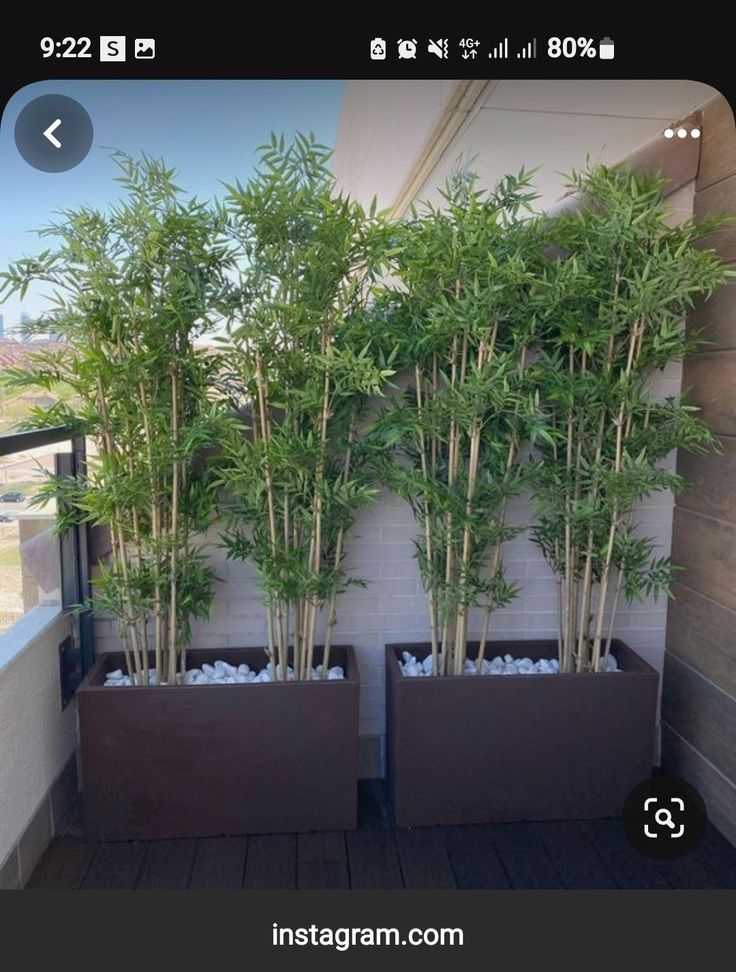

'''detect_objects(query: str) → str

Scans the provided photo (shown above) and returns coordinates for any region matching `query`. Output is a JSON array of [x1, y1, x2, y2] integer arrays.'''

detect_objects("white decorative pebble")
[[399, 651, 568, 678], [103, 657, 345, 686]]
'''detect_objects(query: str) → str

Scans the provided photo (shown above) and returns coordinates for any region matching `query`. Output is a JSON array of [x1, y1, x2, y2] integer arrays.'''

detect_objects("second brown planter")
[[386, 639, 658, 827], [78, 645, 359, 841]]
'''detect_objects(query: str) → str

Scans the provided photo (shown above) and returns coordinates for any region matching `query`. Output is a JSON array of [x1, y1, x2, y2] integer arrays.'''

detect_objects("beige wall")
[[0, 607, 77, 881], [332, 79, 461, 210], [333, 80, 719, 211]]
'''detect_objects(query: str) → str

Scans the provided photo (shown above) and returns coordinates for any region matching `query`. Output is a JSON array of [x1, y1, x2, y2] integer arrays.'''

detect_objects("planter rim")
[[385, 638, 657, 681], [79, 644, 359, 693]]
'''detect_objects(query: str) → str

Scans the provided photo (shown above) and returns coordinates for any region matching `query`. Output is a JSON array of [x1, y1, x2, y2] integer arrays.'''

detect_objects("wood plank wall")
[[663, 95, 736, 846]]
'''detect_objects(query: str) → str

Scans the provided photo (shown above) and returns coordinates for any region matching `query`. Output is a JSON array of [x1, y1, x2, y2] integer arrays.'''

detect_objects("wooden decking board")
[[25, 837, 95, 890], [189, 836, 248, 890], [443, 824, 511, 889], [346, 825, 403, 890], [395, 826, 456, 890], [490, 822, 563, 889], [136, 839, 197, 890], [80, 841, 146, 890], [535, 821, 620, 889], [27, 783, 736, 890], [583, 819, 670, 890], [244, 834, 297, 890], [297, 832, 350, 889]]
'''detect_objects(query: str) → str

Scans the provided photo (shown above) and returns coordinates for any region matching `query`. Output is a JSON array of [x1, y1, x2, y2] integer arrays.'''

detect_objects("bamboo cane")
[[96, 376, 144, 681], [440, 331, 459, 675], [414, 365, 440, 673], [139, 383, 164, 682], [601, 376, 655, 669], [322, 420, 354, 677], [168, 364, 180, 685], [591, 319, 644, 669], [306, 364, 332, 680], [255, 351, 286, 679]]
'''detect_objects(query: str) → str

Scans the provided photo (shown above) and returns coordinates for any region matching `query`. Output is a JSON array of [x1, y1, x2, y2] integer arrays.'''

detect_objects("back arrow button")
[[15, 95, 93, 172], [43, 118, 62, 149]]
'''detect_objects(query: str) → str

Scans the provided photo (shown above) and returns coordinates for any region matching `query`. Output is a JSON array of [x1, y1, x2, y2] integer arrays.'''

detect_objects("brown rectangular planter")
[[386, 640, 658, 827], [78, 646, 359, 841]]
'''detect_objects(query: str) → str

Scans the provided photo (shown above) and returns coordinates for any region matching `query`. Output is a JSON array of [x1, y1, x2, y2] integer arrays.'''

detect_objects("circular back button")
[[14, 95, 93, 173]]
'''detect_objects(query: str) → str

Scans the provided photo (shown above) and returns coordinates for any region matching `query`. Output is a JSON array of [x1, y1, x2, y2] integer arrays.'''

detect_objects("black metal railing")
[[0, 425, 94, 689]]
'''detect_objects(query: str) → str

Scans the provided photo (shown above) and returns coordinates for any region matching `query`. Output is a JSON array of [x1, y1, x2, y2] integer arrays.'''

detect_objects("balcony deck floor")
[[26, 781, 736, 890]]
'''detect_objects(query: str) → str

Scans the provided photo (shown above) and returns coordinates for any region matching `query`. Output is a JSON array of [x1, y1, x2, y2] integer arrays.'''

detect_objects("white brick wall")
[[94, 426, 681, 743]]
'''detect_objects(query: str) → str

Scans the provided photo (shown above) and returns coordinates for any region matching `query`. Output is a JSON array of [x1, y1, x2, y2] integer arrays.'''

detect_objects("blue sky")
[[0, 79, 344, 331]]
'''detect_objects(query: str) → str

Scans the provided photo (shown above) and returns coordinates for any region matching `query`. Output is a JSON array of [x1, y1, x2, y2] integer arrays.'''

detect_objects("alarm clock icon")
[[397, 39, 417, 59]]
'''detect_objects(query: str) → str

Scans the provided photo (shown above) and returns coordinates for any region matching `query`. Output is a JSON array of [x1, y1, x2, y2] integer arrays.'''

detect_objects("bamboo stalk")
[[255, 351, 286, 679], [455, 335, 490, 675], [562, 345, 575, 673], [477, 341, 526, 674], [440, 331, 459, 676], [123, 410, 149, 684], [168, 364, 179, 685], [96, 376, 144, 681], [307, 364, 332, 679], [602, 378, 655, 669], [322, 420, 354, 677], [414, 365, 440, 673], [139, 383, 163, 682], [591, 320, 644, 669]]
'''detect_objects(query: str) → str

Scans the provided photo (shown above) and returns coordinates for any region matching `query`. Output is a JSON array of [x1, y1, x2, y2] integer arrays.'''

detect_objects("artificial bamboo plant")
[[218, 134, 393, 681], [375, 170, 549, 676], [531, 165, 729, 673], [1, 154, 232, 684]]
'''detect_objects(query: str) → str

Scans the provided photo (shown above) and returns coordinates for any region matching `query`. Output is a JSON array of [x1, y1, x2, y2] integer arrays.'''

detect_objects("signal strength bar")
[[516, 38, 537, 58], [488, 38, 509, 59]]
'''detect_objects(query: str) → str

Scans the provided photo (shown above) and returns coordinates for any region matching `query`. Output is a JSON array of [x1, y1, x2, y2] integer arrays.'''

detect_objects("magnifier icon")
[[655, 808, 675, 828], [644, 800, 685, 838]]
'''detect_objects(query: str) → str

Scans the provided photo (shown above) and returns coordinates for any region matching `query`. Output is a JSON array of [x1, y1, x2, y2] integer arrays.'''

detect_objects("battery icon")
[[599, 37, 615, 59]]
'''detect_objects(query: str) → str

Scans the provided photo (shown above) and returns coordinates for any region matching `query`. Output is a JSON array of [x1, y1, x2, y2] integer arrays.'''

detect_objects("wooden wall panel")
[[688, 276, 736, 352], [666, 94, 736, 846], [697, 96, 736, 191], [681, 351, 736, 437], [663, 653, 736, 782], [667, 581, 736, 699], [695, 173, 736, 263], [670, 507, 736, 611], [662, 725, 736, 848], [677, 436, 736, 522]]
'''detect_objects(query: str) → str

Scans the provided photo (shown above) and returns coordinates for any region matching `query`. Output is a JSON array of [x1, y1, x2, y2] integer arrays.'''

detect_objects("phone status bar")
[[369, 36, 615, 62]]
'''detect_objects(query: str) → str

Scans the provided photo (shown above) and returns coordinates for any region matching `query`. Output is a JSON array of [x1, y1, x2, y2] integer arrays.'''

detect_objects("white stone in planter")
[[103, 658, 346, 686], [398, 650, 619, 677]]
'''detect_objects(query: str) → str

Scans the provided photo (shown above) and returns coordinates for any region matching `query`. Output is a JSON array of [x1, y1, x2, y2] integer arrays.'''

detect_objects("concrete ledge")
[[0, 604, 64, 677]]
